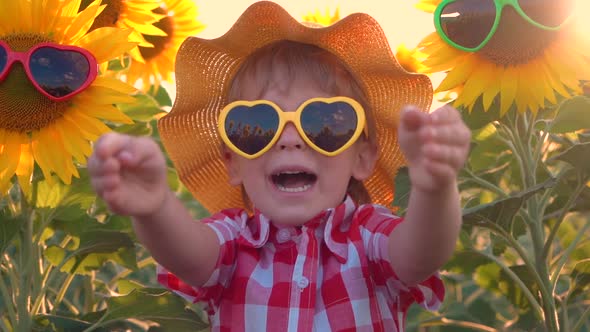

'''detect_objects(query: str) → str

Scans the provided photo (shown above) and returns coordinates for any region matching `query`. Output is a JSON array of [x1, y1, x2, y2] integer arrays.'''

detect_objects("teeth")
[[277, 183, 312, 192], [281, 171, 305, 175]]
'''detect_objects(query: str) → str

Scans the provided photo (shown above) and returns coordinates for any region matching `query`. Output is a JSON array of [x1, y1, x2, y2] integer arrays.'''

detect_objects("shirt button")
[[276, 229, 291, 243], [296, 277, 309, 289]]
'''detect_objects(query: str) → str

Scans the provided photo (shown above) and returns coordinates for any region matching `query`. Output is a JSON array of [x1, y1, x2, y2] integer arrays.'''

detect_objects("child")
[[89, 2, 470, 331]]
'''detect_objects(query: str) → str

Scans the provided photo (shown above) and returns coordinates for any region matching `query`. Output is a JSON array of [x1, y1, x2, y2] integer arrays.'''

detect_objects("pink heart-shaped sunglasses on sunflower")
[[0, 40, 97, 101]]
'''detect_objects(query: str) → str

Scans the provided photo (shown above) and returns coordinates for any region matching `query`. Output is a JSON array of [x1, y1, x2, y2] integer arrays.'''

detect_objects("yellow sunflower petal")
[[63, 1, 105, 43], [78, 27, 137, 64], [0, 131, 22, 193], [64, 111, 112, 137], [77, 85, 137, 105], [483, 68, 502, 110], [83, 104, 134, 124], [93, 76, 138, 95], [435, 55, 476, 92], [53, 118, 88, 163], [458, 61, 497, 109], [15, 142, 35, 197], [415, 0, 439, 13], [30, 133, 55, 185], [500, 67, 519, 115]]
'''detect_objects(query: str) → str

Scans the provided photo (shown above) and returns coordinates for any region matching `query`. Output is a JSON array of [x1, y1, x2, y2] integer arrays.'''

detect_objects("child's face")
[[223, 76, 377, 226]]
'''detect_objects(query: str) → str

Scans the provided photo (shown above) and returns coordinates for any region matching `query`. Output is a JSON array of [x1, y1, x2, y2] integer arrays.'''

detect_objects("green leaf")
[[115, 122, 153, 136], [444, 250, 491, 275], [106, 56, 131, 72], [116, 279, 145, 295], [392, 167, 410, 211], [33, 171, 97, 220], [149, 85, 173, 107], [119, 94, 165, 122], [570, 259, 590, 299], [474, 263, 538, 311], [462, 177, 557, 234], [45, 230, 136, 274], [457, 96, 504, 130], [100, 288, 208, 331], [469, 123, 511, 172], [33, 314, 101, 332], [0, 214, 23, 254], [550, 142, 590, 175], [549, 96, 590, 133], [167, 167, 180, 192]]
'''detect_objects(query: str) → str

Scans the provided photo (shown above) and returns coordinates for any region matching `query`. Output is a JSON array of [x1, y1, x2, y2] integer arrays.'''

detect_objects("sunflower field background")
[[0, 1, 589, 331]]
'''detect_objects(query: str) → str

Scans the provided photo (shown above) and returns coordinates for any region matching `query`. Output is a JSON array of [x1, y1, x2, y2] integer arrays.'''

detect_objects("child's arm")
[[88, 133, 219, 287], [389, 106, 471, 286]]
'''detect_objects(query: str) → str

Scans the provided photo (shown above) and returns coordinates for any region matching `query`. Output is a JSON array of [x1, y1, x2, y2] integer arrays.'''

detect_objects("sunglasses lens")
[[29, 47, 90, 98], [0, 45, 7, 74], [439, 0, 496, 49], [517, 0, 574, 28], [224, 104, 279, 155], [301, 101, 359, 153]]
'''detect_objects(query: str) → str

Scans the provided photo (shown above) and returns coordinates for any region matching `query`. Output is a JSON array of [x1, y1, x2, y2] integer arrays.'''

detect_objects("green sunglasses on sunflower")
[[434, 0, 576, 52], [218, 96, 368, 159]]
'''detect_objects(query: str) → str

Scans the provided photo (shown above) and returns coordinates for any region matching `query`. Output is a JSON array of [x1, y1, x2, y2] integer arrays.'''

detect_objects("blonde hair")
[[227, 40, 377, 205]]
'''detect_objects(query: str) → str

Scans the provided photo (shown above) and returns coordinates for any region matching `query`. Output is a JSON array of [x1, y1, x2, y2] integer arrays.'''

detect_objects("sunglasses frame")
[[218, 96, 368, 159], [0, 40, 98, 101], [434, 0, 575, 52]]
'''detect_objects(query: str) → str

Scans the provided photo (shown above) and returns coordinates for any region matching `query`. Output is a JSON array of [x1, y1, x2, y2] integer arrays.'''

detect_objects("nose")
[[275, 123, 306, 151]]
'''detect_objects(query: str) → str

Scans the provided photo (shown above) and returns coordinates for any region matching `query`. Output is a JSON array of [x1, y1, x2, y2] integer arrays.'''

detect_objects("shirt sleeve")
[[156, 208, 247, 313], [358, 204, 445, 313]]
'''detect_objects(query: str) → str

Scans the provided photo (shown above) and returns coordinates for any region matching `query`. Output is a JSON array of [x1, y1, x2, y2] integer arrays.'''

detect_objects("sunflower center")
[[478, 7, 559, 66], [0, 34, 70, 133], [82, 0, 123, 30], [139, 7, 174, 61]]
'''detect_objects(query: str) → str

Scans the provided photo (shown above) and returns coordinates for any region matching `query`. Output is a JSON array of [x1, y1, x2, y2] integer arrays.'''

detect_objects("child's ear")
[[221, 146, 243, 186], [352, 140, 378, 181]]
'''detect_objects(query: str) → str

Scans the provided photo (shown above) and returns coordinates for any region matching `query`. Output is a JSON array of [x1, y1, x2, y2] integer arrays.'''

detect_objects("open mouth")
[[271, 171, 317, 193]]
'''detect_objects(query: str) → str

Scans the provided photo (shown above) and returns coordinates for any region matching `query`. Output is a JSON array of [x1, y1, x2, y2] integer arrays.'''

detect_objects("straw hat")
[[158, 1, 433, 214]]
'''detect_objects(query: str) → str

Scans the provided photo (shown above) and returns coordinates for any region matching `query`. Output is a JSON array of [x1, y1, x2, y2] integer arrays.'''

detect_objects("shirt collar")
[[236, 195, 358, 263]]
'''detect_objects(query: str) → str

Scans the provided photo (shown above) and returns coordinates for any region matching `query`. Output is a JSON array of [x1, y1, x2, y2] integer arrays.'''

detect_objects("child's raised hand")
[[88, 132, 169, 217], [397, 105, 471, 193]]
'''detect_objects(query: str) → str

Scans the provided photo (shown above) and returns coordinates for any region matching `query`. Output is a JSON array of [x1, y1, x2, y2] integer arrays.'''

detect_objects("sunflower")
[[395, 44, 428, 73], [302, 7, 341, 26], [415, 0, 590, 115], [0, 0, 138, 196], [124, 0, 205, 90], [81, 0, 167, 63]]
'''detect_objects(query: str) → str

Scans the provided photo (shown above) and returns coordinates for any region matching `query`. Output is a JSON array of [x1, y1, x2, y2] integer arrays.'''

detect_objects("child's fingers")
[[93, 132, 133, 161], [424, 143, 467, 170], [91, 173, 121, 197], [430, 105, 462, 124], [424, 160, 457, 184], [420, 123, 471, 147], [401, 106, 428, 132], [116, 136, 162, 169]]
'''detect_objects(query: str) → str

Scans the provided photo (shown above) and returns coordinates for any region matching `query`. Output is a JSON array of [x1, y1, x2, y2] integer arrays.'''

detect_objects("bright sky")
[[162, 1, 436, 105], [195, 0, 434, 48]]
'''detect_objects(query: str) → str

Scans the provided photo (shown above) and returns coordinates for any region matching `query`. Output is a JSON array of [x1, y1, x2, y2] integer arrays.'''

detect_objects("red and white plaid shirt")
[[158, 196, 444, 331]]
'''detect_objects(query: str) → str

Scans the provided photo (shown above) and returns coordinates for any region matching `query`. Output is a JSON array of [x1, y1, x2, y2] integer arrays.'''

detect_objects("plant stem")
[[542, 179, 585, 261], [478, 250, 544, 319], [50, 273, 75, 314], [464, 168, 508, 197], [15, 207, 34, 332], [421, 317, 498, 331], [572, 305, 590, 332], [0, 263, 17, 330], [508, 111, 560, 331]]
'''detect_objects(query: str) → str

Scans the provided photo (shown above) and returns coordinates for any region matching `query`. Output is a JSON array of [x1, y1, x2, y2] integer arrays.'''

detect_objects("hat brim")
[[158, 1, 433, 213]]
